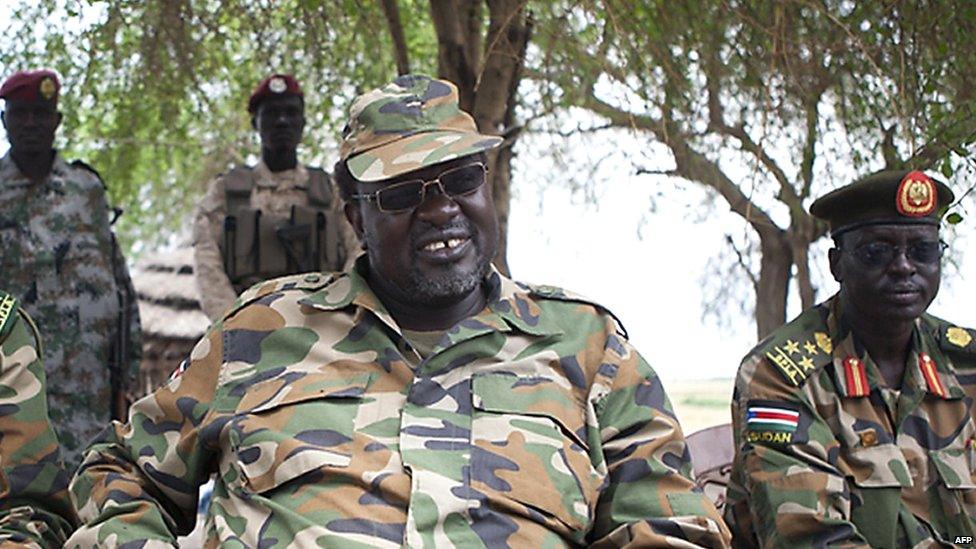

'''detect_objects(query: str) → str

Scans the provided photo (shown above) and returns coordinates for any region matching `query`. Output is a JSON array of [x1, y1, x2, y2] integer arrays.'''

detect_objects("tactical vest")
[[219, 166, 346, 292]]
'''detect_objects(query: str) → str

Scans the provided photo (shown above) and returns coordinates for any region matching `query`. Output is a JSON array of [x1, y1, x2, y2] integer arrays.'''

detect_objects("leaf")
[[947, 212, 964, 225]]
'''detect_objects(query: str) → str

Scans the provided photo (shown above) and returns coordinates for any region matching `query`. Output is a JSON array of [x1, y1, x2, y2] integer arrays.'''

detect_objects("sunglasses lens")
[[441, 164, 486, 196], [854, 243, 894, 268], [376, 181, 424, 212], [908, 241, 943, 264]]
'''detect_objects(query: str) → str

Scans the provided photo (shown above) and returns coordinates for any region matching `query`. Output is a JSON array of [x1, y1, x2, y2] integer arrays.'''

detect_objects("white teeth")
[[423, 238, 465, 252]]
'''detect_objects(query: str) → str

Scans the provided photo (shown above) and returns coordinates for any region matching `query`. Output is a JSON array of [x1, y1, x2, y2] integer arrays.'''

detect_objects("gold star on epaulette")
[[804, 340, 818, 355], [784, 339, 800, 355]]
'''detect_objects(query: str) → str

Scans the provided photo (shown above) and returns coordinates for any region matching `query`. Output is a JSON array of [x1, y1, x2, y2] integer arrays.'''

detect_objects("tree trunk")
[[755, 234, 793, 339], [429, 0, 531, 276]]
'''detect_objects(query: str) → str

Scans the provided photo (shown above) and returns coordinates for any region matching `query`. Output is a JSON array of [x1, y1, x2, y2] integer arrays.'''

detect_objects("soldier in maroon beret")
[[192, 73, 358, 321], [0, 69, 142, 469]]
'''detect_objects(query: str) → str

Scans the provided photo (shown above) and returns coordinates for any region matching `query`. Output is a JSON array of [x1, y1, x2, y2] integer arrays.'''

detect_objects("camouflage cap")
[[340, 74, 502, 182], [810, 169, 955, 237]]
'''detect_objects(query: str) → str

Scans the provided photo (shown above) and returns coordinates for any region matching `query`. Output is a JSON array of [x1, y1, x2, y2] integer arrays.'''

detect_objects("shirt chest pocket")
[[469, 373, 599, 534], [842, 443, 913, 488], [228, 372, 373, 495]]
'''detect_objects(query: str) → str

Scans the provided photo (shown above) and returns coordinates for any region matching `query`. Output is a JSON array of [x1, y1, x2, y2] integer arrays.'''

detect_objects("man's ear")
[[828, 247, 843, 283], [55, 110, 63, 131], [344, 202, 366, 248]]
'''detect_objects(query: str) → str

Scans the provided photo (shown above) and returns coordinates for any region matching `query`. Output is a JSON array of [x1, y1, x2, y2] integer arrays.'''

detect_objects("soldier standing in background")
[[192, 73, 358, 321], [67, 74, 731, 548], [0, 290, 77, 546], [726, 170, 976, 547], [0, 69, 141, 470]]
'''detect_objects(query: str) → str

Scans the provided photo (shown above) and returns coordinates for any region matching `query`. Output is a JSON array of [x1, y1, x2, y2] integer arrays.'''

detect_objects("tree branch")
[[380, 0, 410, 75], [581, 88, 782, 239]]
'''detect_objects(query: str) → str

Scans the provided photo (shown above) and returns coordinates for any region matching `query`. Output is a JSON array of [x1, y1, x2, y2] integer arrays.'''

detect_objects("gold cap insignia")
[[815, 332, 832, 354], [39, 76, 57, 100], [896, 171, 936, 217], [269, 77, 287, 94], [947, 327, 972, 348]]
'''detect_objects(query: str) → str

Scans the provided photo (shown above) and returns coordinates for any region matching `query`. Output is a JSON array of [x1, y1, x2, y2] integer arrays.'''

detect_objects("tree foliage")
[[3, 1, 974, 337], [531, 0, 976, 337]]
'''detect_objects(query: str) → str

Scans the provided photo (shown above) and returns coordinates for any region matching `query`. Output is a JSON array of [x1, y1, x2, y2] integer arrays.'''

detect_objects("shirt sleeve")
[[588, 325, 731, 548], [66, 323, 224, 546], [192, 177, 239, 321], [0, 311, 78, 547], [725, 355, 869, 548]]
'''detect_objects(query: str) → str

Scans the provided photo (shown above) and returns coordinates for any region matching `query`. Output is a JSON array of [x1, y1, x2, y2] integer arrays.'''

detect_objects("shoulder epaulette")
[[940, 325, 976, 356], [70, 159, 102, 179], [754, 306, 833, 387], [0, 291, 20, 343], [523, 283, 629, 339], [225, 272, 335, 320]]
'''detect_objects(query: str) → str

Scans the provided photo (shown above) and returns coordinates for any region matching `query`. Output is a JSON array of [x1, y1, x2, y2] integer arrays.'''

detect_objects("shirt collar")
[[298, 256, 564, 340], [826, 296, 962, 399], [253, 160, 308, 189]]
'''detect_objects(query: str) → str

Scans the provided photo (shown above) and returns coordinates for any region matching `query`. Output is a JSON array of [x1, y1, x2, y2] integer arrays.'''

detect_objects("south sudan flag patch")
[[745, 400, 801, 445]]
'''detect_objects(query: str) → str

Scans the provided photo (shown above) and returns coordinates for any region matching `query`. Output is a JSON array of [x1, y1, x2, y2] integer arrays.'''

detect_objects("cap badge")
[[269, 77, 287, 94], [896, 170, 936, 217], [39, 76, 56, 100]]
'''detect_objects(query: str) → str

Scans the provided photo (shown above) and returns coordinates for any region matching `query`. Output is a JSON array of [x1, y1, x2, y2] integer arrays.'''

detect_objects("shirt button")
[[304, 274, 321, 283]]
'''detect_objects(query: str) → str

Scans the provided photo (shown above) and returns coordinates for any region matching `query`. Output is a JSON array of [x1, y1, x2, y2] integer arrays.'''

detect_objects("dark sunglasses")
[[841, 240, 948, 269], [351, 163, 488, 213]]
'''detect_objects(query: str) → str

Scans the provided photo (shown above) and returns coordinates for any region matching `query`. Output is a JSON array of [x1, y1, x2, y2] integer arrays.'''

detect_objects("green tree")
[[3, 1, 974, 337], [532, 0, 976, 337]]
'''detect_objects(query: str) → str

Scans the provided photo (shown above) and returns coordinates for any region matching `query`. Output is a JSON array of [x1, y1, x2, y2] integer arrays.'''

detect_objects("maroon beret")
[[0, 70, 60, 103], [248, 74, 302, 114]]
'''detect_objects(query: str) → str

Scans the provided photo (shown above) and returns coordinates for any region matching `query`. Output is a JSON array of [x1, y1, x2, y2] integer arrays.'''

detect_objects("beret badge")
[[896, 170, 936, 217], [268, 77, 287, 94], [39, 76, 57, 100]]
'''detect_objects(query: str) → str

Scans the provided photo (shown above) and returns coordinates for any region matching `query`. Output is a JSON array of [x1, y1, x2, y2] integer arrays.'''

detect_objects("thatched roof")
[[132, 248, 210, 341]]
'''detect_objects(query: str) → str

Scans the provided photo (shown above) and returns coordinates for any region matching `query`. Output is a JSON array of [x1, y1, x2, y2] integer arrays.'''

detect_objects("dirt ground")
[[663, 378, 735, 435]]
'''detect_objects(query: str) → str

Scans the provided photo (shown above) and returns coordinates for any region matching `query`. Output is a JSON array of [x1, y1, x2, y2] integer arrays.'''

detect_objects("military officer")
[[0, 290, 77, 546], [0, 69, 141, 470], [725, 170, 976, 547], [192, 73, 358, 321], [67, 74, 731, 547]]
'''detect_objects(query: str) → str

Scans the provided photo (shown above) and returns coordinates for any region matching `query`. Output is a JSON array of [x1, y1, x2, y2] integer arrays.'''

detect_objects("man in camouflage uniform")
[[192, 73, 358, 321], [67, 74, 731, 547], [725, 170, 976, 547], [0, 290, 77, 546], [0, 70, 141, 470]]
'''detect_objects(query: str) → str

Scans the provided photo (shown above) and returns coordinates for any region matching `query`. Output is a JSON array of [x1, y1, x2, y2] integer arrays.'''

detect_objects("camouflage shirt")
[[0, 152, 141, 470], [68, 261, 730, 547], [0, 291, 77, 547], [725, 294, 976, 548]]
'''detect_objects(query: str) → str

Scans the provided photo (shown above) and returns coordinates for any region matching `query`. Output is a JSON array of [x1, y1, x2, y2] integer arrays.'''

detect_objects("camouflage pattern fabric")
[[192, 161, 359, 321], [341, 74, 502, 181], [725, 294, 976, 548], [68, 261, 731, 547], [0, 152, 141, 470], [0, 291, 78, 547]]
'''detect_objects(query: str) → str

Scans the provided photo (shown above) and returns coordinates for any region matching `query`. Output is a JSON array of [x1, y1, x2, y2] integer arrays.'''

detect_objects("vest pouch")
[[293, 206, 333, 272]]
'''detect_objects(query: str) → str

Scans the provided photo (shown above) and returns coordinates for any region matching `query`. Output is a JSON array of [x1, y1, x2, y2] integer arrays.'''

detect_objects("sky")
[[1, 2, 973, 382]]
